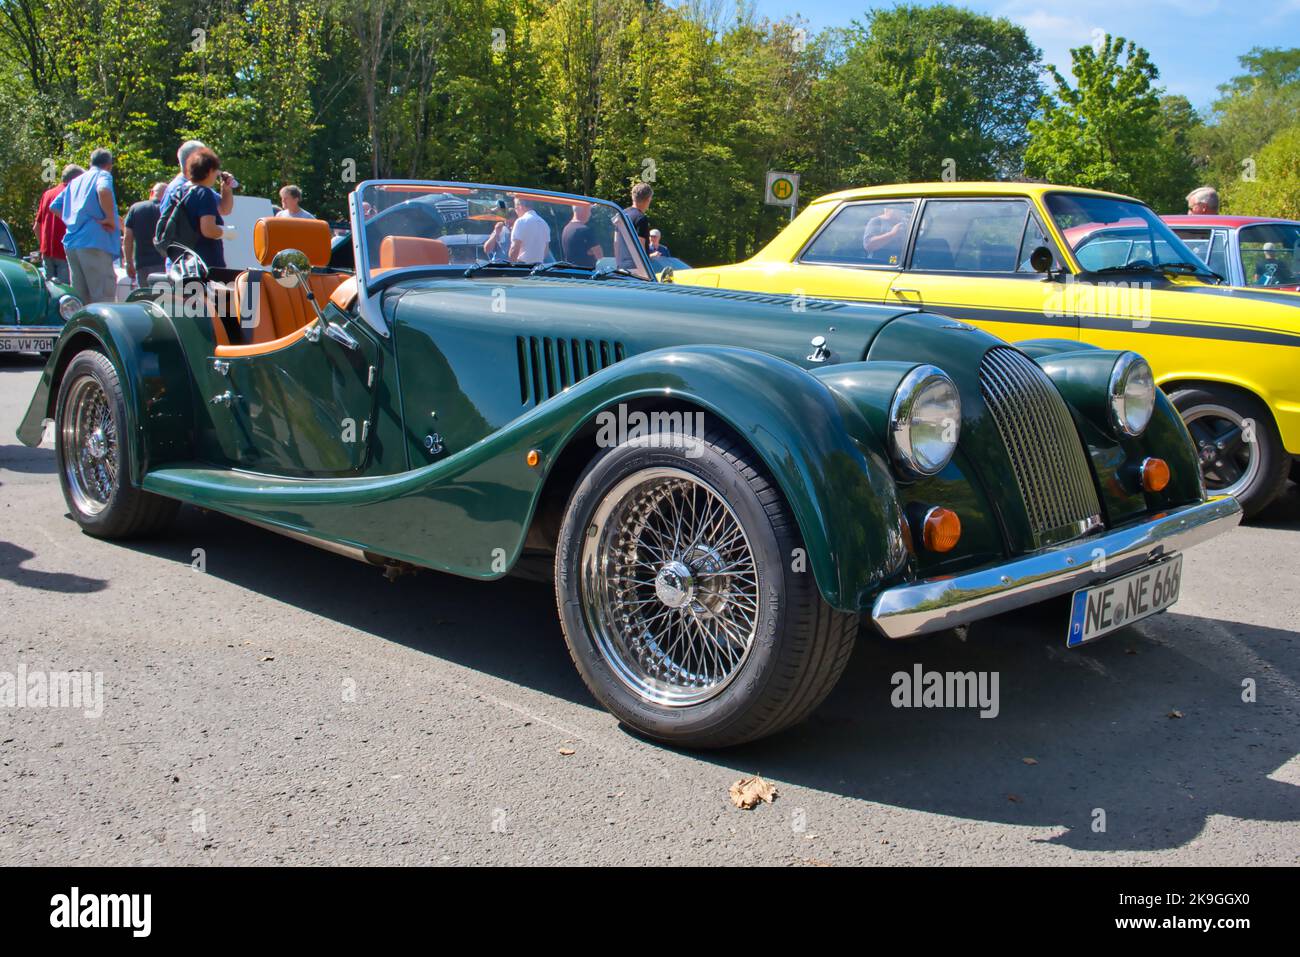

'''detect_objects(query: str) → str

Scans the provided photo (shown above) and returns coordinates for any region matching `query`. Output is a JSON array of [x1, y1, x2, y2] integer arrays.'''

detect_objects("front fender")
[[542, 347, 909, 611], [16, 302, 197, 483]]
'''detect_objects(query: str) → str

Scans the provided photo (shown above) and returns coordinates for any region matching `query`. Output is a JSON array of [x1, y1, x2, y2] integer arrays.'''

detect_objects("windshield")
[[0, 221, 16, 257], [355, 182, 654, 281], [1045, 193, 1213, 276], [1239, 223, 1300, 287]]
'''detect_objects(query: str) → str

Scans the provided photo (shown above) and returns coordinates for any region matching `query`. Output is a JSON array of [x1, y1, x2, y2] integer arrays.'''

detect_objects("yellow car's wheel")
[[1170, 385, 1290, 518]]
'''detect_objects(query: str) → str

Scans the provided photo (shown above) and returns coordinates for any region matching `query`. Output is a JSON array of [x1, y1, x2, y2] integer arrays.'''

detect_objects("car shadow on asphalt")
[[0, 441, 56, 476], [0, 354, 47, 371], [1252, 480, 1300, 528], [118, 505, 1299, 854]]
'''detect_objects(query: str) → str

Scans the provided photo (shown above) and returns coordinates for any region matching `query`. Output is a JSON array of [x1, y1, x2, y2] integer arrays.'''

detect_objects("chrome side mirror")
[[270, 248, 312, 280], [269, 248, 326, 330]]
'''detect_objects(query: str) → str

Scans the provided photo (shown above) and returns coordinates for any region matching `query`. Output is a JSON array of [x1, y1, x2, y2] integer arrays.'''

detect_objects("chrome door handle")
[[324, 322, 360, 351]]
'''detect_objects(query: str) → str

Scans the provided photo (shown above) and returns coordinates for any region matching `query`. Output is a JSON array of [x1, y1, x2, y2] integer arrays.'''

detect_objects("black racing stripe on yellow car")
[[902, 301, 1300, 349], [1163, 283, 1300, 309]]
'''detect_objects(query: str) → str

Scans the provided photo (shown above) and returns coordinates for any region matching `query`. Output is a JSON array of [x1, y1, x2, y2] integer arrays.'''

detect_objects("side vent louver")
[[517, 337, 627, 405]]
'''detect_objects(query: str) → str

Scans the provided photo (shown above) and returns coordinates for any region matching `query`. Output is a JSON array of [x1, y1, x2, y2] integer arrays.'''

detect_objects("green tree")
[[1024, 35, 1197, 211], [1222, 125, 1300, 218], [1192, 46, 1300, 199], [173, 0, 323, 199], [806, 4, 1041, 190]]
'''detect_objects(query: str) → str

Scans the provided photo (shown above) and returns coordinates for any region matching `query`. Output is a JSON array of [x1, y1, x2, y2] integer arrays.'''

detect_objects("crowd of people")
[[30, 138, 319, 305], [31, 139, 675, 305]]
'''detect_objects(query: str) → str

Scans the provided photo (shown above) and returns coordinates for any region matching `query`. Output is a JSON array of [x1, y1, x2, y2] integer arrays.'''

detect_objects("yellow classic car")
[[675, 182, 1300, 515]]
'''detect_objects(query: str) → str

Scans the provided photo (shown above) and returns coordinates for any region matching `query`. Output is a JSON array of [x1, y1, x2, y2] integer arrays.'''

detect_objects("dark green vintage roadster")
[[17, 180, 1241, 747]]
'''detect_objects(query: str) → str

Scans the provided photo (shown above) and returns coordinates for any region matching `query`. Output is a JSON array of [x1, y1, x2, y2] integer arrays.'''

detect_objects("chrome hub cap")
[[580, 468, 760, 707], [654, 561, 696, 608], [61, 375, 118, 516], [1182, 403, 1258, 499]]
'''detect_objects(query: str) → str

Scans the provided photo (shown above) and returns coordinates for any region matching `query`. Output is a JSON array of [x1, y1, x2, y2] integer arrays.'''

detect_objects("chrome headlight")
[[1108, 352, 1155, 436], [57, 294, 82, 321], [889, 365, 961, 477]]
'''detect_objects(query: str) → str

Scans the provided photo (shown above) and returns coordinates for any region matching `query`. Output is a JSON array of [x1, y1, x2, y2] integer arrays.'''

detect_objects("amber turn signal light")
[[526, 449, 541, 468], [1140, 457, 1170, 493], [922, 507, 962, 553]]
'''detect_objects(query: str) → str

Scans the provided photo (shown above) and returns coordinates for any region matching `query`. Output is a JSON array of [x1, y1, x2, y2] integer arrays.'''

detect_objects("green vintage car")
[[0, 218, 82, 356], [17, 180, 1241, 747]]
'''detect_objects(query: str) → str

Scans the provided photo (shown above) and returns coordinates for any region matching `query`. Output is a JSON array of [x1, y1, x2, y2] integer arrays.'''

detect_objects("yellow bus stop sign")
[[765, 170, 800, 207]]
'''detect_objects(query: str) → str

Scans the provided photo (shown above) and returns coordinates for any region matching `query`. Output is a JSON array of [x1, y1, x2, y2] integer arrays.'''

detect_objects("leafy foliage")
[[0, 1, 1293, 263]]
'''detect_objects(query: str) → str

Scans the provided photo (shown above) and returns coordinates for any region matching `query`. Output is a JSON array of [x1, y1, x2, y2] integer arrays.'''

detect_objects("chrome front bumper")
[[870, 496, 1242, 639]]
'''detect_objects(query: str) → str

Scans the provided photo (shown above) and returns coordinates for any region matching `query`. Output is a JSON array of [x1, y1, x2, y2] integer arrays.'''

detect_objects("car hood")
[[386, 274, 920, 369]]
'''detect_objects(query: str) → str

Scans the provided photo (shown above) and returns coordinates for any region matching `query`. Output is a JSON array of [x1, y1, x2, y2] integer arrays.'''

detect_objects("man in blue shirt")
[[51, 148, 119, 304]]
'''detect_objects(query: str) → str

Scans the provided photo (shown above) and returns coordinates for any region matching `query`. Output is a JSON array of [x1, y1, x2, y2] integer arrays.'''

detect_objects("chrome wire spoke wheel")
[[580, 467, 760, 707], [1183, 402, 1259, 499], [61, 374, 118, 517]]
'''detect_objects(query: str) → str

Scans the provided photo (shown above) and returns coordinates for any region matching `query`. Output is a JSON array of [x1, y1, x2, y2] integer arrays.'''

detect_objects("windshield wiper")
[[530, 261, 590, 276], [592, 265, 637, 280], [1158, 261, 1224, 281], [463, 261, 536, 278]]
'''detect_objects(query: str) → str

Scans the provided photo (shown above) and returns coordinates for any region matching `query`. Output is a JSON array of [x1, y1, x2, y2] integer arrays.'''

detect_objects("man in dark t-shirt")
[[616, 182, 652, 270], [561, 203, 602, 267], [122, 182, 166, 283]]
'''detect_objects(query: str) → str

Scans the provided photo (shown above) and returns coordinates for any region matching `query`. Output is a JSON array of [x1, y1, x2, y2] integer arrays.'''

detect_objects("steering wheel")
[[165, 243, 210, 283]]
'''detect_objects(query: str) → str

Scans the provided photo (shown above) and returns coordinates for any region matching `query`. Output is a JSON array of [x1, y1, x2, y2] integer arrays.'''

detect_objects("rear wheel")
[[55, 350, 178, 538], [555, 425, 858, 748], [1169, 385, 1289, 517]]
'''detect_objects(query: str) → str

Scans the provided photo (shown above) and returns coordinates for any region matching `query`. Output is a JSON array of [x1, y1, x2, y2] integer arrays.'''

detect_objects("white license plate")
[[1067, 555, 1182, 647], [0, 337, 54, 353]]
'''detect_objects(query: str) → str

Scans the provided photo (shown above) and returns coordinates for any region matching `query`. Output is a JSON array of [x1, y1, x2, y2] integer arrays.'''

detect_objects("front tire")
[[555, 426, 858, 748], [1169, 385, 1289, 518], [55, 350, 178, 538]]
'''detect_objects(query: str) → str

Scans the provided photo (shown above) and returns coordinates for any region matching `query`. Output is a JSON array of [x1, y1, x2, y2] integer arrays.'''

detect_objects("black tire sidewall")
[[1170, 385, 1288, 516], [55, 351, 132, 533], [555, 433, 796, 744]]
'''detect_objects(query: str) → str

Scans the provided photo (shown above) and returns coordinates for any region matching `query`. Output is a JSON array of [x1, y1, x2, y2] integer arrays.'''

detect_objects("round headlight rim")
[[1108, 351, 1155, 437], [57, 293, 83, 322], [888, 364, 961, 479]]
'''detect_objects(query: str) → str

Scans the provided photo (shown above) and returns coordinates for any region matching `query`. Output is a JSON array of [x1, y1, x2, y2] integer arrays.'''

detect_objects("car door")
[[787, 199, 918, 303], [1171, 227, 1233, 283], [887, 197, 1080, 343], [209, 306, 382, 477]]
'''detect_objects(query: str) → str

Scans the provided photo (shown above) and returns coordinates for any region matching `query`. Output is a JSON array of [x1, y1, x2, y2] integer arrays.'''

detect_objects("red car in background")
[[1163, 215, 1300, 291]]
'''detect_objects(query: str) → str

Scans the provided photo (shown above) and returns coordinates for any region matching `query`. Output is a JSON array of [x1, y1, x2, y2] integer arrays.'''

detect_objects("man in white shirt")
[[277, 184, 314, 219], [508, 197, 551, 263]]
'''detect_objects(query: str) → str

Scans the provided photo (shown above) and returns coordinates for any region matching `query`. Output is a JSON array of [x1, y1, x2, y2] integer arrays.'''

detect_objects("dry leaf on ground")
[[729, 775, 777, 809]]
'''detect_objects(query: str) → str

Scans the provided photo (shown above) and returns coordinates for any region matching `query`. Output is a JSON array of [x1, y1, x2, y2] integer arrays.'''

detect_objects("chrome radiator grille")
[[979, 347, 1102, 547]]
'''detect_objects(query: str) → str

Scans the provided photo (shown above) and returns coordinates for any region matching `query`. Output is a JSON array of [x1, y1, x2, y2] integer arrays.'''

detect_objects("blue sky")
[[747, 0, 1300, 109]]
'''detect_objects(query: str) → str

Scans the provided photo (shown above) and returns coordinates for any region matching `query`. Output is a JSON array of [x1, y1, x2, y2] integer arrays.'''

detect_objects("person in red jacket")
[[33, 164, 83, 283]]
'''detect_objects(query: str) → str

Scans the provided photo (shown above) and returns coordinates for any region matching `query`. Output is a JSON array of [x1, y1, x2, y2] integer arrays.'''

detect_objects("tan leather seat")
[[377, 236, 449, 271], [215, 217, 349, 357]]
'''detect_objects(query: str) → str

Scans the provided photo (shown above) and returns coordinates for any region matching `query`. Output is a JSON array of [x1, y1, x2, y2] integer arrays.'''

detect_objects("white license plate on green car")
[[1067, 555, 1183, 647], [0, 336, 54, 353]]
